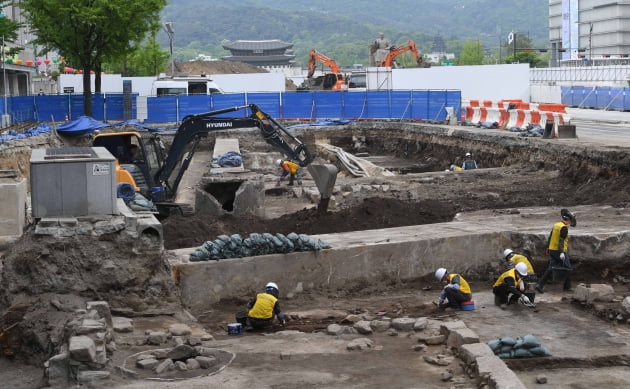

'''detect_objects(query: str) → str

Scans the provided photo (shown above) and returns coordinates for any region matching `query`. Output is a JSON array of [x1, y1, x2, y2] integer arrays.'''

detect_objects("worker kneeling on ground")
[[433, 268, 473, 310], [493, 262, 531, 309], [236, 282, 286, 331], [276, 159, 302, 186], [503, 248, 538, 292]]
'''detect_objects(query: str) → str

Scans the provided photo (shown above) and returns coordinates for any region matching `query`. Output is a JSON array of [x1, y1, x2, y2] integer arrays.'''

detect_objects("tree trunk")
[[82, 67, 92, 117]]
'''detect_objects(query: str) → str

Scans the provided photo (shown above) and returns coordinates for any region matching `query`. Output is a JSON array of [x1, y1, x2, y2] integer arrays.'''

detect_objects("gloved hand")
[[560, 253, 566, 261], [519, 294, 531, 305], [280, 319, 286, 326]]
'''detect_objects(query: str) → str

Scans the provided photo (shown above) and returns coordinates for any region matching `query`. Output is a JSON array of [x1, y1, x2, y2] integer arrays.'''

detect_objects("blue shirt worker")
[[433, 268, 472, 310]]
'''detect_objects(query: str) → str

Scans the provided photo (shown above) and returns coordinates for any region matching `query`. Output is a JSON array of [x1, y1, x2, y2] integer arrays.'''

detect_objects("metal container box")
[[30, 147, 117, 218]]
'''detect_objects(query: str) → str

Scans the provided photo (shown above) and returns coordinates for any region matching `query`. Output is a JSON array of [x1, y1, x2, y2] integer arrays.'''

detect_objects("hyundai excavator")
[[93, 104, 337, 216], [379, 40, 425, 68], [301, 49, 347, 91]]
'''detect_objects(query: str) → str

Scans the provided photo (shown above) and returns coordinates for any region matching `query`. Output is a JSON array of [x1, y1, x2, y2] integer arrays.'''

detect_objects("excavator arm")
[[306, 49, 346, 90], [381, 40, 423, 67], [154, 104, 314, 197]]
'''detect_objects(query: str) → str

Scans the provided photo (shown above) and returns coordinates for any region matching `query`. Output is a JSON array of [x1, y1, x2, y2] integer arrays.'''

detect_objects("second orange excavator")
[[379, 40, 426, 68], [301, 49, 347, 91]]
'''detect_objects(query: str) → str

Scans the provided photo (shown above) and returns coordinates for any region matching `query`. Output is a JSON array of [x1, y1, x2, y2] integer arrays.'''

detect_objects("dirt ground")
[[2, 121, 630, 388]]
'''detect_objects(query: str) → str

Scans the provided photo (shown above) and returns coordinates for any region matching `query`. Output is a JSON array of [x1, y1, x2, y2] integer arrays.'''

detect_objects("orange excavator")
[[380, 40, 425, 68], [303, 49, 347, 91]]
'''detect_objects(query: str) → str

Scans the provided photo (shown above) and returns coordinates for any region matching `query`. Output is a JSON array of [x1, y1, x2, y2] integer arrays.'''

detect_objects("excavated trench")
[[2, 122, 630, 386], [164, 122, 630, 250]]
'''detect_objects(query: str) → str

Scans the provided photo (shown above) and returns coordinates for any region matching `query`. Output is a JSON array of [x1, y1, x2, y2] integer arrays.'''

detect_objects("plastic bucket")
[[551, 267, 570, 282], [460, 300, 475, 311], [227, 322, 243, 335]]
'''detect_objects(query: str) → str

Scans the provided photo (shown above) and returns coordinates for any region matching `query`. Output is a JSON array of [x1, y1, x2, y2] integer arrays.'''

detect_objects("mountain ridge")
[[160, 0, 548, 67]]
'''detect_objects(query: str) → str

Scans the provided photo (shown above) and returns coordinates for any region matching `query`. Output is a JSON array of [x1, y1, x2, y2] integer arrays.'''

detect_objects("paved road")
[[565, 107, 630, 146]]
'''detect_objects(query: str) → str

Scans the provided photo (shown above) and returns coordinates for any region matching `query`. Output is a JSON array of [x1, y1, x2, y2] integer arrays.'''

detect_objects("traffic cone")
[[64, 114, 69, 122]]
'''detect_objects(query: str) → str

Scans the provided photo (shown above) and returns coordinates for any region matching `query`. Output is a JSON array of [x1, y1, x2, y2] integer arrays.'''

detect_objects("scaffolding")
[[530, 65, 630, 86]]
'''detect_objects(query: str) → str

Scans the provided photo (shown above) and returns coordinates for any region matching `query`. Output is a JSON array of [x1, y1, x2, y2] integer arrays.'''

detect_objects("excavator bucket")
[[307, 164, 338, 213]]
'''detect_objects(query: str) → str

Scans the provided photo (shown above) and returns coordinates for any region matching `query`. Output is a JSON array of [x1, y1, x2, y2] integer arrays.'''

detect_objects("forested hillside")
[[160, 0, 547, 67]]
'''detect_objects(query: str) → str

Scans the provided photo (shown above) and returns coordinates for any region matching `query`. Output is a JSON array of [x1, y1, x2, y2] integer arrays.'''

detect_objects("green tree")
[[21, 0, 166, 116], [457, 40, 484, 65], [105, 36, 169, 77], [0, 3, 23, 58]]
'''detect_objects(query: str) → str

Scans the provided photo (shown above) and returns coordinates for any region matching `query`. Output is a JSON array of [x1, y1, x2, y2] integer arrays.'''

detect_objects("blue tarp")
[[113, 119, 166, 132], [56, 116, 111, 135], [0, 123, 52, 144]]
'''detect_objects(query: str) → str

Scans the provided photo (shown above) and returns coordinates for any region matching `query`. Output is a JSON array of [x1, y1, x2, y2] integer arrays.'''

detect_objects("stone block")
[[112, 316, 134, 333], [439, 320, 467, 336], [391, 317, 416, 331], [69, 336, 96, 362], [86, 301, 113, 327], [459, 343, 495, 365], [154, 359, 174, 374], [46, 352, 70, 387], [446, 328, 480, 348], [195, 355, 217, 369], [136, 358, 159, 370], [76, 370, 110, 383]]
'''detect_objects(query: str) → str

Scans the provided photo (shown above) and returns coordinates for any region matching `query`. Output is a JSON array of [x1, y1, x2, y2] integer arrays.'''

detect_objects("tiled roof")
[[222, 40, 293, 51]]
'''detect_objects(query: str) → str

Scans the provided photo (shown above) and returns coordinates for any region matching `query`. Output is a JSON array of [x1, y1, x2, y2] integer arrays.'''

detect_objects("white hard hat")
[[515, 262, 528, 276], [265, 282, 278, 290], [503, 249, 514, 259], [465, 152, 471, 158], [276, 159, 283, 166], [434, 268, 447, 281]]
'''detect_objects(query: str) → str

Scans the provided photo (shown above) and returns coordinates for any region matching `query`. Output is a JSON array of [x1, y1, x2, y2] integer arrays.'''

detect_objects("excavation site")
[[1, 119, 630, 389]]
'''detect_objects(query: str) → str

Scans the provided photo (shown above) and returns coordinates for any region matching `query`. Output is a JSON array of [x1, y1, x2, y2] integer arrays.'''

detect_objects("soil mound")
[[162, 198, 455, 250]]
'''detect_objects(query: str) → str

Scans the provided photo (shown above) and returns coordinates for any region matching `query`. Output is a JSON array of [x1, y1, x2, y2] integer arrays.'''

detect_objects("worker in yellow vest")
[[276, 159, 303, 186], [536, 209, 576, 294], [493, 263, 531, 309], [433, 268, 473, 310], [502, 249, 535, 274], [244, 282, 286, 331]]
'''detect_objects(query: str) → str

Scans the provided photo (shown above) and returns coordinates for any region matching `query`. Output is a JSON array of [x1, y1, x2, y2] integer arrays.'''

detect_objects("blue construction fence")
[[562, 86, 630, 110], [0, 90, 461, 125]]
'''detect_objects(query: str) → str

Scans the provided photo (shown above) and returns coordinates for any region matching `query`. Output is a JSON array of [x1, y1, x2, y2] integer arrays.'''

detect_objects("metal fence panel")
[[242, 92, 281, 117], [147, 96, 178, 123], [366, 90, 391, 118], [313, 91, 343, 119], [344, 91, 368, 119], [282, 92, 315, 119], [2, 89, 464, 127]]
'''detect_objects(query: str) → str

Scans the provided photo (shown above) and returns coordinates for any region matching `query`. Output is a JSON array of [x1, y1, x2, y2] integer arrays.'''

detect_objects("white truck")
[[151, 75, 224, 96]]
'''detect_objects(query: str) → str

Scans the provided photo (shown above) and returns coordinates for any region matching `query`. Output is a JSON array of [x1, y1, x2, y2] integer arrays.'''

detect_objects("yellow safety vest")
[[548, 221, 568, 252], [248, 293, 277, 319], [447, 273, 472, 294], [281, 160, 299, 175], [510, 254, 534, 274], [493, 268, 521, 288]]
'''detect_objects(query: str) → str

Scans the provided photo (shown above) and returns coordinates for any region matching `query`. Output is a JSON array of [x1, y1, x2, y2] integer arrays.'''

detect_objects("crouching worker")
[[236, 282, 286, 331], [433, 268, 473, 310], [276, 159, 302, 186], [493, 263, 532, 309]]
